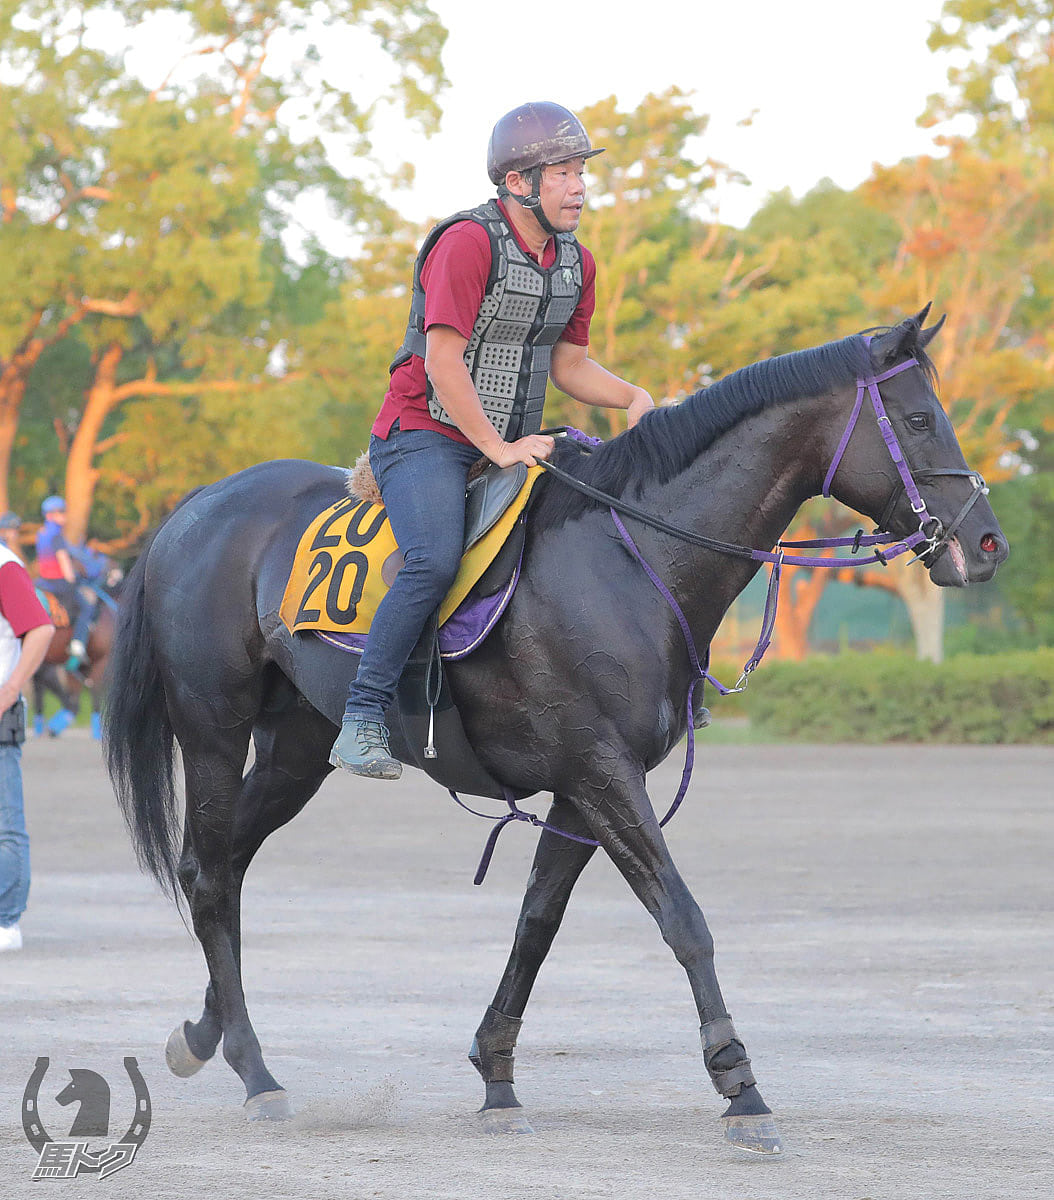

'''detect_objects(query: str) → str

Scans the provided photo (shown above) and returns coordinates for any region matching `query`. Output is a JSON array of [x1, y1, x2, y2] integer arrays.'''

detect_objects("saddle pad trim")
[[280, 465, 543, 638], [316, 547, 523, 661]]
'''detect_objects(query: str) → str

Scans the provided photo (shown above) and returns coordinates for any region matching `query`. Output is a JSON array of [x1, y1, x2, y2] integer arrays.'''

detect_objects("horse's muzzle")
[[927, 529, 1009, 587]]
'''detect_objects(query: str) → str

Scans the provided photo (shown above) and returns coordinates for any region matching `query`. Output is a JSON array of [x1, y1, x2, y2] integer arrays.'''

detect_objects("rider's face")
[[538, 158, 587, 233]]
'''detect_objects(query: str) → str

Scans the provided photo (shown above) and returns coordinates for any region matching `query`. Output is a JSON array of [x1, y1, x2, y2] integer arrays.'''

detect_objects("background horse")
[[104, 309, 1007, 1152], [34, 587, 117, 738]]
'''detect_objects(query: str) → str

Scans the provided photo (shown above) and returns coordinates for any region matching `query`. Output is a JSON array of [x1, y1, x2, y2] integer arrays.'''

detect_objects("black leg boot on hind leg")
[[469, 1006, 533, 1134], [701, 1015, 783, 1154]]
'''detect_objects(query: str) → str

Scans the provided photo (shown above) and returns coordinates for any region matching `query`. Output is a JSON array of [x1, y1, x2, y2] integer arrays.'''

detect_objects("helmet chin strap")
[[500, 166, 557, 236]]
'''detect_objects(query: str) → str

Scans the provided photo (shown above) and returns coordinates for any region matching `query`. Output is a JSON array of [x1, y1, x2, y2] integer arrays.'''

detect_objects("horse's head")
[[827, 306, 1009, 586]]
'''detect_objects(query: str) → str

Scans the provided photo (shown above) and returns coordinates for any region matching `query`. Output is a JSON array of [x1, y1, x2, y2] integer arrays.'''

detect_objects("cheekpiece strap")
[[823, 355, 920, 499]]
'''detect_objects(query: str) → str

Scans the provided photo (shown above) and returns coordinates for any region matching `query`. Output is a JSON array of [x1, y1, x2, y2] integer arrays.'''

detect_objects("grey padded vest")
[[390, 199, 584, 441]]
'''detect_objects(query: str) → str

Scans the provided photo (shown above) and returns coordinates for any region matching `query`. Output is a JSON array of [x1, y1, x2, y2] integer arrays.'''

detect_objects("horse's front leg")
[[577, 763, 783, 1155], [471, 795, 597, 1133]]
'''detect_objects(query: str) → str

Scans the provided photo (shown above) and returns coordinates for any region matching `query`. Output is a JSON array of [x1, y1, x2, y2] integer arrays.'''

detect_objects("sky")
[[380, 0, 957, 229], [116, 0, 962, 244]]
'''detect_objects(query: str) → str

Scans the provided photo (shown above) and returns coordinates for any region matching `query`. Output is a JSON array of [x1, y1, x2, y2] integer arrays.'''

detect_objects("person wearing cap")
[[34, 496, 92, 673], [330, 101, 655, 779], [0, 512, 22, 559]]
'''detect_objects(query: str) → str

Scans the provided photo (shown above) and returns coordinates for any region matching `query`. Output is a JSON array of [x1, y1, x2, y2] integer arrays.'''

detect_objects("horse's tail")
[[103, 493, 202, 903]]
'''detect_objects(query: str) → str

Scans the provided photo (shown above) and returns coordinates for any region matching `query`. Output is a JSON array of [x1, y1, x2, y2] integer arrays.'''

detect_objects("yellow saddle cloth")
[[280, 466, 543, 636]]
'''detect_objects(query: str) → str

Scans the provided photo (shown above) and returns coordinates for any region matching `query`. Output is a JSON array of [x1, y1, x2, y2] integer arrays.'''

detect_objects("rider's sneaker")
[[66, 639, 86, 674], [329, 716, 402, 780]]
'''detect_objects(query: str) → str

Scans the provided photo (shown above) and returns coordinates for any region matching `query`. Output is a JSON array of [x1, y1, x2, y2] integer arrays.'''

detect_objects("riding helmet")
[[487, 102, 604, 185]]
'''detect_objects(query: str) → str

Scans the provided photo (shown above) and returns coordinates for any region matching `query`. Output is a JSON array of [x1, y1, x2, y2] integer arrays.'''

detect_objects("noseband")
[[822, 352, 989, 566]]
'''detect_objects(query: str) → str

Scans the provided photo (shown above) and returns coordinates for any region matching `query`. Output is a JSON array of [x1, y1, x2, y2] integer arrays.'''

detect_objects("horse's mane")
[[533, 327, 937, 528]]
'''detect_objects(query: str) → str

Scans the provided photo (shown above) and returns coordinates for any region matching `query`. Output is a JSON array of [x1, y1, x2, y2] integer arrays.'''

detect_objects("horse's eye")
[[907, 413, 929, 431]]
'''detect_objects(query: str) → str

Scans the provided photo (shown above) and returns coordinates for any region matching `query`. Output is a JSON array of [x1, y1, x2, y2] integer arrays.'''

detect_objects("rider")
[[34, 497, 93, 673], [329, 101, 656, 779]]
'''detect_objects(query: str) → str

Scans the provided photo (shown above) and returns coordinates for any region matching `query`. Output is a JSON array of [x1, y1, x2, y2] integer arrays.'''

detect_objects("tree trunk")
[[896, 562, 946, 663], [773, 564, 834, 661], [64, 341, 123, 545], [0, 370, 26, 513]]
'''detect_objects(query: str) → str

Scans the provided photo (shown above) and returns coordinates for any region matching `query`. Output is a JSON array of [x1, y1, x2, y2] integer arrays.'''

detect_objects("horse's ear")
[[869, 316, 916, 365], [918, 311, 947, 350], [912, 302, 933, 328], [872, 305, 941, 364]]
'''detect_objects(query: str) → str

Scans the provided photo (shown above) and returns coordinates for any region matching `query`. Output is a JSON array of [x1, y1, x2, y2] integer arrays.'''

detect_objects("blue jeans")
[[344, 426, 483, 723], [0, 743, 29, 927]]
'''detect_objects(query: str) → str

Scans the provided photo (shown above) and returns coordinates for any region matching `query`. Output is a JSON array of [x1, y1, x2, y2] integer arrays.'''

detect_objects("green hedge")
[[718, 649, 1054, 743]]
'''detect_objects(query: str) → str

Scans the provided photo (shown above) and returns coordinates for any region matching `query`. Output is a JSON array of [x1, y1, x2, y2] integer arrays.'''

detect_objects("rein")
[[453, 353, 990, 881]]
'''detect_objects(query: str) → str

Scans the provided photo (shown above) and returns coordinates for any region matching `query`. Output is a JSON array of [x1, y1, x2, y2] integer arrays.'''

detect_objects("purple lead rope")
[[452, 507, 718, 886]]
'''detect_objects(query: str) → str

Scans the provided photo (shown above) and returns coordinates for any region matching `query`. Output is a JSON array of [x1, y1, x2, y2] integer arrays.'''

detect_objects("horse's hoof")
[[722, 1112, 784, 1155], [478, 1106, 534, 1135], [244, 1089, 293, 1122], [165, 1023, 207, 1078]]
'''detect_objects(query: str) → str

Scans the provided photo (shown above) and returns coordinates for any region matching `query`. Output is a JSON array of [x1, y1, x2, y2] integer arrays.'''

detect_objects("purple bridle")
[[456, 353, 991, 879]]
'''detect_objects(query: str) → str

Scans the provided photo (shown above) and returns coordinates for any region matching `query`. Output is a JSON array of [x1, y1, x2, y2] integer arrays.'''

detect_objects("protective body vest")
[[390, 199, 584, 441]]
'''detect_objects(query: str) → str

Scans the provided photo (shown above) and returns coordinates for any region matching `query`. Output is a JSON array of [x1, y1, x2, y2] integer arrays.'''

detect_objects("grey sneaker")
[[329, 716, 402, 780]]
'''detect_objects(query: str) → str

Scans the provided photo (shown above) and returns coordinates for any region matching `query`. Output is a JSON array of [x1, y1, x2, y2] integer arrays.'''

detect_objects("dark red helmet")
[[487, 102, 604, 185]]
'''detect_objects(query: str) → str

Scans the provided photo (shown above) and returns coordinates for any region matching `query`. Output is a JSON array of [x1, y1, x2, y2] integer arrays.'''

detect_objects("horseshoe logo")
[[22, 1057, 151, 1155]]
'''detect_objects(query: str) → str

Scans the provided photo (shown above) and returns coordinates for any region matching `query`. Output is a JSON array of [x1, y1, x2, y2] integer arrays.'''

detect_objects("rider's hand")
[[626, 388, 656, 428], [487, 433, 555, 468]]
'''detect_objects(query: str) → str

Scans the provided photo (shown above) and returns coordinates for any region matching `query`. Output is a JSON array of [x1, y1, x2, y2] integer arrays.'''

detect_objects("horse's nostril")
[[980, 534, 999, 553]]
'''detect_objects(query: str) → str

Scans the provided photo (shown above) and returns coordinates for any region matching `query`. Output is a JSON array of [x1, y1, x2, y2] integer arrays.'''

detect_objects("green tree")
[[0, 0, 446, 543], [541, 89, 763, 432], [925, 0, 1054, 152]]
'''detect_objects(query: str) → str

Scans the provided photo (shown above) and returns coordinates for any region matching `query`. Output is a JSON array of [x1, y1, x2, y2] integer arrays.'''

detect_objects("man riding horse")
[[330, 101, 656, 779], [34, 496, 95, 675]]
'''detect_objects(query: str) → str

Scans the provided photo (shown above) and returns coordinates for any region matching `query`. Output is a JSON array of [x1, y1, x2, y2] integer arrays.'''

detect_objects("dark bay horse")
[[104, 309, 1007, 1152]]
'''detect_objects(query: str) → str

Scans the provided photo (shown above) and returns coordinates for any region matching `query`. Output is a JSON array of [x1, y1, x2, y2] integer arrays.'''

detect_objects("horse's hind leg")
[[171, 696, 335, 1120], [471, 795, 597, 1133]]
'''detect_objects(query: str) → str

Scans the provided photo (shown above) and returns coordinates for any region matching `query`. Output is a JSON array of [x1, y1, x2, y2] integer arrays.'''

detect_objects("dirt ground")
[[0, 730, 1051, 1199]]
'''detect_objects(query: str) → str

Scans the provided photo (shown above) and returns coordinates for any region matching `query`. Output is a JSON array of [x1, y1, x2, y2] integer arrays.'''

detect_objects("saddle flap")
[[463, 463, 528, 550]]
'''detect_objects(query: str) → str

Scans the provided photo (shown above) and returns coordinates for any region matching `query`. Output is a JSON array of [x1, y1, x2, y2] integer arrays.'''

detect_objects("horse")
[[33, 589, 116, 738], [103, 308, 1008, 1152]]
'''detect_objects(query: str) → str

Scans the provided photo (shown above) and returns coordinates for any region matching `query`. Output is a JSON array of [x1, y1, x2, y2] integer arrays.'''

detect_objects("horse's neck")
[[648, 398, 825, 624]]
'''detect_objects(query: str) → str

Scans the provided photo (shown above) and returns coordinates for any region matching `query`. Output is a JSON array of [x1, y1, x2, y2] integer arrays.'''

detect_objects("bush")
[[741, 649, 1054, 743]]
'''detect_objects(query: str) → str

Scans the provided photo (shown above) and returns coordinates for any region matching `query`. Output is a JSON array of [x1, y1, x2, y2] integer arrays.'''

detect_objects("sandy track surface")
[[1, 732, 1051, 1198]]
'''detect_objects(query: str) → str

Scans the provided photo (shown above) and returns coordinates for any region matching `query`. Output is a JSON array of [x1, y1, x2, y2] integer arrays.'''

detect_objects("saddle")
[[280, 461, 545, 799]]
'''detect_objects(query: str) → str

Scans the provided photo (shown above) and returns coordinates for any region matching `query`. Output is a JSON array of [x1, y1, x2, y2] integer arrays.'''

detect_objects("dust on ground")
[[1, 732, 1051, 1199]]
